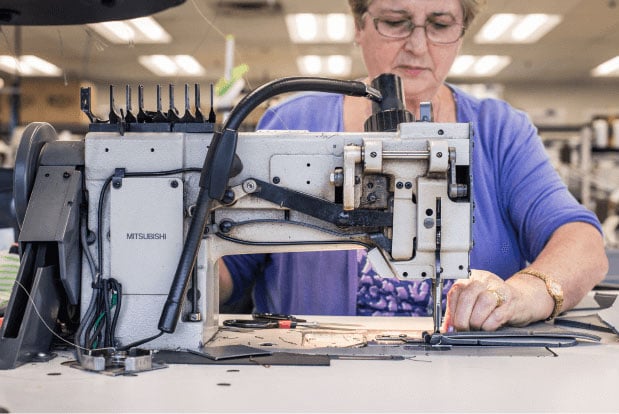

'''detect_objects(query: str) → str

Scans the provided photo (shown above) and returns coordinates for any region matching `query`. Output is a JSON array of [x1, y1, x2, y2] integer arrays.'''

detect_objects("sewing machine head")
[[0, 74, 472, 369]]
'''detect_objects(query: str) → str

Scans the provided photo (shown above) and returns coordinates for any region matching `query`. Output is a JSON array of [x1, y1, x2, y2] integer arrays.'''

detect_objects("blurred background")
[[0, 0, 618, 268]]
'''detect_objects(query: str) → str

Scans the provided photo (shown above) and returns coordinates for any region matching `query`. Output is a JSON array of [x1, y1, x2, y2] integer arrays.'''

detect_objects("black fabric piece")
[[555, 314, 615, 334], [425, 323, 601, 347], [594, 292, 617, 309], [188, 345, 271, 360], [153, 349, 331, 366]]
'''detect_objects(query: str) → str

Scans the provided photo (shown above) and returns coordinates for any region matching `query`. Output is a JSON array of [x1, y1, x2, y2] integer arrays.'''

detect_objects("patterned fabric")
[[355, 249, 453, 316], [0, 251, 19, 311]]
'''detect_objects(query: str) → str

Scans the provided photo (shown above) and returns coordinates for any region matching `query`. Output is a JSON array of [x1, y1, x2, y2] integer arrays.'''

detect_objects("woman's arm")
[[218, 259, 234, 304], [444, 222, 608, 331]]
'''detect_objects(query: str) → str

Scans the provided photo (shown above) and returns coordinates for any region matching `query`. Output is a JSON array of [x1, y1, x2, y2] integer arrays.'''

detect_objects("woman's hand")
[[442, 269, 550, 332], [442, 223, 608, 332]]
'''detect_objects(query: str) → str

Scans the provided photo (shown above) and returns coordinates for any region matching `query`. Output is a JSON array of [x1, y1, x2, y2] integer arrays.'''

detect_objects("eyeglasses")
[[366, 11, 465, 44]]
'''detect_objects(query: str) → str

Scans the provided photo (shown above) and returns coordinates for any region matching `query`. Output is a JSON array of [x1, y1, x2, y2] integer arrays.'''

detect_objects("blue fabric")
[[223, 87, 602, 316]]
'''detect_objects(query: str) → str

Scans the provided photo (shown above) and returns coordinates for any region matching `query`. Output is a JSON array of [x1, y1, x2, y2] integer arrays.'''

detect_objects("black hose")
[[225, 77, 381, 131], [158, 76, 383, 334]]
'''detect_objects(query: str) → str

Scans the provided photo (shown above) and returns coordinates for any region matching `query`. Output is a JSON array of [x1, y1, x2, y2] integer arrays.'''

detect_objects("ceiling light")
[[475, 13, 562, 44], [477, 14, 516, 42], [473, 55, 510, 76], [0, 55, 62, 77], [591, 56, 619, 77], [326, 55, 351, 76], [290, 14, 318, 42], [139, 55, 206, 77], [286, 13, 354, 43], [297, 55, 322, 75], [326, 14, 350, 42], [449, 55, 476, 75], [448, 55, 511, 77], [88, 17, 171, 44], [297, 55, 351, 77], [131, 17, 170, 42]]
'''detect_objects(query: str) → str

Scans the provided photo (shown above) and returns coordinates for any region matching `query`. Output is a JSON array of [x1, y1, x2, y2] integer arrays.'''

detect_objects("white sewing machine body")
[[0, 75, 472, 369], [83, 121, 472, 349]]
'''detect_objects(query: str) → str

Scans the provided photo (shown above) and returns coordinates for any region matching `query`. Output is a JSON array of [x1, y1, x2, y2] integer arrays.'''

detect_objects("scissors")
[[223, 313, 309, 329], [222, 313, 359, 330], [253, 313, 307, 322]]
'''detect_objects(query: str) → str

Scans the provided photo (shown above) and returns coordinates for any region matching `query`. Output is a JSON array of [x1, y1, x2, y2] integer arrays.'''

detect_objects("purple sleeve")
[[495, 106, 601, 260], [222, 254, 267, 304], [456, 88, 602, 276], [257, 93, 343, 131]]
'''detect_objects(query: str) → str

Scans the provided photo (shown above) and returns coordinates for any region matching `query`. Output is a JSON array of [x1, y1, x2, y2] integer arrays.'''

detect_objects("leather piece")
[[154, 349, 331, 366], [425, 324, 601, 347], [555, 314, 615, 334]]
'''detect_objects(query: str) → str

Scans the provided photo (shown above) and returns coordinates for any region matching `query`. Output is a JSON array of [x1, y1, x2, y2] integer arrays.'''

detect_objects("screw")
[[396, 182, 404, 189], [436, 152, 443, 158], [63, 171, 71, 179], [405, 182, 412, 189], [273, 177, 280, 184], [221, 189, 235, 204], [219, 221, 233, 233], [370, 151, 377, 158], [170, 180, 179, 188]]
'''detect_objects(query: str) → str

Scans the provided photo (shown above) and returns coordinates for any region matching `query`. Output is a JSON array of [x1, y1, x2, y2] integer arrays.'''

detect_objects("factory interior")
[[0, 0, 618, 412]]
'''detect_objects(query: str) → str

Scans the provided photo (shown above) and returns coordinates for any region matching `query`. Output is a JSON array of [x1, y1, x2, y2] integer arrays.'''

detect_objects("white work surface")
[[0, 300, 618, 413]]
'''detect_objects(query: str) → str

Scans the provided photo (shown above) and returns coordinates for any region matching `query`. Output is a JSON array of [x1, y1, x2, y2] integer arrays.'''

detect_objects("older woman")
[[221, 0, 608, 331]]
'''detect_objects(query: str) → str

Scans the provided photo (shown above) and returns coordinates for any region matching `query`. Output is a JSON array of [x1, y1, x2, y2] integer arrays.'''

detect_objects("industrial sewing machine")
[[0, 74, 472, 371]]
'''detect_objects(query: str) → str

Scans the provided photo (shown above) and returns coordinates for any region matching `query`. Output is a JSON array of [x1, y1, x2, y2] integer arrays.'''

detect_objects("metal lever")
[[80, 87, 105, 123], [108, 85, 121, 124], [152, 84, 167, 122], [124, 85, 137, 123], [137, 85, 152, 123], [167, 84, 181, 123], [194, 83, 205, 122], [180, 84, 195, 123]]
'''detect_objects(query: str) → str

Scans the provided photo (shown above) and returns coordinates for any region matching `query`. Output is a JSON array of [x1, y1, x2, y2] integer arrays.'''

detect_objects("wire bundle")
[[80, 278, 122, 349]]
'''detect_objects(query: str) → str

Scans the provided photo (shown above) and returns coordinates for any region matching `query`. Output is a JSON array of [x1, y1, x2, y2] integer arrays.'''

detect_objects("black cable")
[[86, 314, 105, 349], [89, 167, 202, 349], [102, 279, 113, 347], [215, 231, 373, 250], [109, 279, 122, 342], [95, 168, 202, 278], [96, 175, 113, 277], [76, 212, 99, 357], [117, 331, 164, 351], [224, 77, 381, 132], [159, 77, 383, 334], [219, 218, 369, 237]]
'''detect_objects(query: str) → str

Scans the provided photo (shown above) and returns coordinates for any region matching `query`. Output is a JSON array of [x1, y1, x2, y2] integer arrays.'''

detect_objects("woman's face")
[[355, 0, 464, 103]]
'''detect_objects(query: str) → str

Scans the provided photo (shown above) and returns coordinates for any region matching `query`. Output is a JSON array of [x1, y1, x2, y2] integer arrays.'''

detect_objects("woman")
[[221, 0, 608, 331]]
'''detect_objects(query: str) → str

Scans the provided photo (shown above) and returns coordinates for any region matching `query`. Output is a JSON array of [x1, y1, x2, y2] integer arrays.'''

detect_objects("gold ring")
[[488, 289, 506, 307]]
